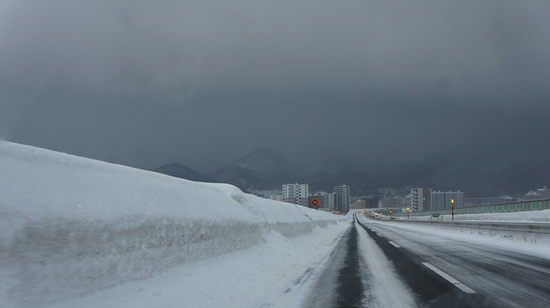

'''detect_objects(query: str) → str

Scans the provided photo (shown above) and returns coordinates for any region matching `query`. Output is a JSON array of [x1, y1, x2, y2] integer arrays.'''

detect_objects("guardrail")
[[394, 198, 550, 218], [387, 219, 550, 234]]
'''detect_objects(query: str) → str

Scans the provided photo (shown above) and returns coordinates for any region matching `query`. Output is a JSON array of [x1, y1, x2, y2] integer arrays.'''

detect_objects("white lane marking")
[[388, 241, 401, 248], [422, 262, 477, 294]]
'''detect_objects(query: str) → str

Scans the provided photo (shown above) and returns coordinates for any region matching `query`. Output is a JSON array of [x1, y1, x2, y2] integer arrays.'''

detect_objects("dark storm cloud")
[[1, 0, 549, 173]]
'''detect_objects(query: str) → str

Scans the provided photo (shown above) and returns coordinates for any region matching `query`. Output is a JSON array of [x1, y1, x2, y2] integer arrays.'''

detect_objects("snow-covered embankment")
[[0, 141, 344, 306]]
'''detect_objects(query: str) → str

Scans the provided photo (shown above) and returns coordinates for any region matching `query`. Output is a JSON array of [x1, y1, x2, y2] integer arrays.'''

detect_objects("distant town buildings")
[[430, 191, 445, 210], [446, 191, 464, 208], [282, 183, 309, 206], [334, 185, 350, 212], [322, 192, 337, 210], [363, 195, 380, 208], [431, 190, 464, 210], [411, 188, 431, 212], [402, 194, 411, 210], [272, 181, 542, 214], [524, 186, 550, 200], [352, 199, 366, 209], [380, 196, 403, 209], [274, 184, 338, 211]]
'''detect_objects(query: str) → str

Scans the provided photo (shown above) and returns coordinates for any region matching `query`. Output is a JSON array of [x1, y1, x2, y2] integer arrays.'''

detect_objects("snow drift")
[[0, 141, 343, 307]]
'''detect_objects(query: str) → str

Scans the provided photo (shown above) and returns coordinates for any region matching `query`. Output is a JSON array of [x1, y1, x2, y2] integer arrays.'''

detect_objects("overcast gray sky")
[[1, 0, 549, 173]]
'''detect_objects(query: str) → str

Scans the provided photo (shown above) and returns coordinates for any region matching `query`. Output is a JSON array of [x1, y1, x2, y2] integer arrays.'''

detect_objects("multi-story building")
[[411, 188, 432, 212], [524, 186, 550, 200], [431, 191, 446, 210], [363, 195, 380, 209], [322, 192, 337, 210], [431, 191, 464, 210], [334, 185, 350, 213], [446, 191, 464, 208], [282, 183, 309, 206], [380, 196, 403, 209], [352, 199, 367, 209]]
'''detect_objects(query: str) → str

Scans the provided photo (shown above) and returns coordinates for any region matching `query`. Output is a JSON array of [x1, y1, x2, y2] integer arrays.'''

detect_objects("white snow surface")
[[0, 141, 346, 307]]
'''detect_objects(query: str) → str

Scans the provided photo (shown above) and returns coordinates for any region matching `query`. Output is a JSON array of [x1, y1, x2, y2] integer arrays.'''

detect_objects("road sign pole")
[[451, 199, 455, 221]]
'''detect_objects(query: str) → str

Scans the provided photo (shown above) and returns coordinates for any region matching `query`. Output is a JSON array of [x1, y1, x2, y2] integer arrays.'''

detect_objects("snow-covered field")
[[0, 141, 346, 307]]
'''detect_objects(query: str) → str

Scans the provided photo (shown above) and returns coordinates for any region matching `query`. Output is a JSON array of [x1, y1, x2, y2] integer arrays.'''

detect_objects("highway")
[[300, 213, 550, 308]]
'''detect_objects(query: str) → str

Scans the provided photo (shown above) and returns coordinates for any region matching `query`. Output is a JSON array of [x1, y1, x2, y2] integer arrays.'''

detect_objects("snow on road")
[[355, 219, 416, 308]]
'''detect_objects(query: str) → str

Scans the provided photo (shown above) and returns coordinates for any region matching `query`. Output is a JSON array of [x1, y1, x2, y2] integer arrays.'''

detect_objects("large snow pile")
[[0, 141, 344, 307]]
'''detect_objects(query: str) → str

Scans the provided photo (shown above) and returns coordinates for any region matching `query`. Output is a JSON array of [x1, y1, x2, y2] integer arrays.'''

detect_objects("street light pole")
[[407, 207, 410, 220]]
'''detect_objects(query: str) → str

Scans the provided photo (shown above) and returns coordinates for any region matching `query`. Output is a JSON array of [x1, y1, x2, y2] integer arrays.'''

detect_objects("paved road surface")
[[359, 216, 550, 308], [299, 213, 550, 307]]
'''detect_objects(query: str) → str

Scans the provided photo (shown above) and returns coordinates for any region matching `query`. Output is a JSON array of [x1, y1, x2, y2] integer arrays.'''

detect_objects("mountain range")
[[151, 144, 550, 198], [211, 148, 300, 191]]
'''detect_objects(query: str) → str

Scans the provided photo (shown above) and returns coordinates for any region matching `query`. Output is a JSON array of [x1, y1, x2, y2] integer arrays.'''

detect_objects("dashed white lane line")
[[388, 241, 401, 248], [422, 262, 476, 294]]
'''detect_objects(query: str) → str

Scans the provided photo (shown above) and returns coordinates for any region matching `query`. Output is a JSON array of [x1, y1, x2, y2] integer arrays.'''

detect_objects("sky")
[[1, 0, 550, 173]]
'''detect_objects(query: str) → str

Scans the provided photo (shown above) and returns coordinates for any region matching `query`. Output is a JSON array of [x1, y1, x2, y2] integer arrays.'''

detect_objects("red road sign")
[[311, 199, 319, 206]]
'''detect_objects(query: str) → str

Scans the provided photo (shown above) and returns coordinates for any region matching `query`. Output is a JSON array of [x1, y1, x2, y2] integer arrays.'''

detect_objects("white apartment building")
[[411, 188, 431, 212], [334, 185, 350, 213], [321, 192, 337, 210], [282, 183, 309, 206]]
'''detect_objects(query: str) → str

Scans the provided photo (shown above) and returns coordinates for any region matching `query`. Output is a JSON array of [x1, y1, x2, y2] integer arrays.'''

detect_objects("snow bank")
[[0, 141, 343, 307]]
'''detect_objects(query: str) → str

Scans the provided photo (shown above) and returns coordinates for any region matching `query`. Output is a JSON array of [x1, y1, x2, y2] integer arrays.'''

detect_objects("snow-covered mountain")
[[211, 147, 302, 191]]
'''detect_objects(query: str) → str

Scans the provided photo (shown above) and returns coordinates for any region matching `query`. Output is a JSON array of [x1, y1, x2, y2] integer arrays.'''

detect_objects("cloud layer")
[[2, 0, 549, 173]]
